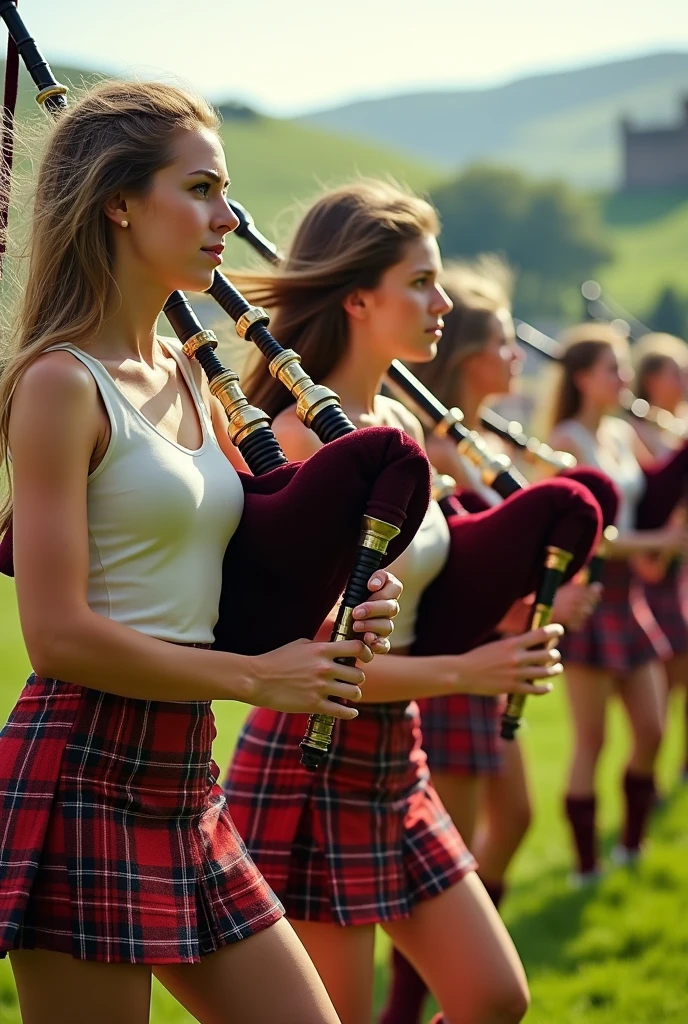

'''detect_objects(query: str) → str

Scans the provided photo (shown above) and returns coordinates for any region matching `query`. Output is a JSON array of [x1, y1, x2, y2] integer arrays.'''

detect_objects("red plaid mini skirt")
[[224, 700, 476, 927], [0, 675, 283, 963], [641, 563, 688, 658], [560, 561, 661, 673], [416, 695, 502, 776]]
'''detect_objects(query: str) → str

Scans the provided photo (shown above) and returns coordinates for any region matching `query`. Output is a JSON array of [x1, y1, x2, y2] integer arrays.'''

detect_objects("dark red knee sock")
[[480, 877, 506, 910], [564, 794, 597, 874], [378, 948, 428, 1024], [622, 770, 656, 851]]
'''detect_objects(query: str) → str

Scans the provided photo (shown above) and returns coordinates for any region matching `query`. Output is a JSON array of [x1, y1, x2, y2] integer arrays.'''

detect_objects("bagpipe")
[[0, 2, 432, 771], [514, 318, 688, 530], [208, 200, 619, 741]]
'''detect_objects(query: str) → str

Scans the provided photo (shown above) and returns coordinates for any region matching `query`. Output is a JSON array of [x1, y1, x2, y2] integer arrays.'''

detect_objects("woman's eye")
[[412, 277, 429, 288], [192, 182, 211, 197]]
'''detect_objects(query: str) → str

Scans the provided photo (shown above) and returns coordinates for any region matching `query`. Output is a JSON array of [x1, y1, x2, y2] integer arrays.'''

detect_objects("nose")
[[433, 283, 453, 316], [214, 195, 240, 237]]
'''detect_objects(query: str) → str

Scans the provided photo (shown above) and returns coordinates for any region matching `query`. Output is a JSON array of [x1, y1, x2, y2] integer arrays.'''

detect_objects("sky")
[[11, 0, 688, 115]]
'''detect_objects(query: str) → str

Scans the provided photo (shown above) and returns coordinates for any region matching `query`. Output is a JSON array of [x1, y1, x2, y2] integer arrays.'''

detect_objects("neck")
[[574, 399, 604, 434], [457, 381, 487, 433], [92, 254, 172, 363], [322, 337, 391, 422]]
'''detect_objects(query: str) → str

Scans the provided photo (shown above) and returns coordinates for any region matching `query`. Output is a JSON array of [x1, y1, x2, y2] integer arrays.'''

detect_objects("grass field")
[[1, 575, 687, 1022]]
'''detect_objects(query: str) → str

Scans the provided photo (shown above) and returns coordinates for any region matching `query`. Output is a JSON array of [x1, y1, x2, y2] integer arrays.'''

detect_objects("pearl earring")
[[120, 219, 129, 228]]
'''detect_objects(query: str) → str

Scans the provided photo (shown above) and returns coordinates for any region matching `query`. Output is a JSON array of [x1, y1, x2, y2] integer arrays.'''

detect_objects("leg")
[[155, 918, 341, 1024], [430, 773, 484, 848], [616, 659, 666, 854], [288, 919, 376, 1024], [562, 664, 613, 874], [472, 740, 533, 907], [383, 873, 529, 1024], [9, 949, 151, 1024]]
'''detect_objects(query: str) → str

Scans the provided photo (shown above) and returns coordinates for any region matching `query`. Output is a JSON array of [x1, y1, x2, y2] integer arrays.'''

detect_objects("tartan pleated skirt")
[[416, 694, 502, 775], [641, 563, 688, 658], [0, 675, 283, 963], [224, 700, 476, 927], [560, 561, 661, 673]]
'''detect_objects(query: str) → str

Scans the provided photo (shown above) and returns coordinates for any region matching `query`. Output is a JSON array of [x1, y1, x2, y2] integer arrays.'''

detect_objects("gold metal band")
[[303, 715, 334, 752], [181, 330, 218, 358], [529, 603, 553, 630], [235, 306, 270, 339], [36, 84, 68, 107], [359, 517, 401, 554], [207, 369, 272, 445], [544, 545, 574, 574], [431, 472, 457, 503], [503, 694, 525, 720], [457, 430, 514, 487], [598, 525, 619, 558], [269, 349, 342, 427], [433, 407, 464, 439], [331, 606, 354, 644]]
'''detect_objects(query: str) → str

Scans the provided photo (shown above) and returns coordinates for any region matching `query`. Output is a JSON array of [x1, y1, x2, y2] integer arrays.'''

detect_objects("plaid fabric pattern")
[[560, 561, 661, 673], [640, 565, 688, 658], [416, 695, 502, 776], [0, 675, 282, 963], [224, 700, 476, 927]]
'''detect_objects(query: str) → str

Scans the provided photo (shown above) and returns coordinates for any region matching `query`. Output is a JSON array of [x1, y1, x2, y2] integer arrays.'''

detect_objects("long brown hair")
[[632, 332, 688, 403], [548, 322, 628, 429], [410, 255, 513, 410], [0, 80, 219, 534], [240, 179, 439, 419]]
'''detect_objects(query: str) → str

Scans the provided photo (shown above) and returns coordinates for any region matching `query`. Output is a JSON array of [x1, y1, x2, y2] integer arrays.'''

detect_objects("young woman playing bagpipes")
[[627, 333, 688, 781], [222, 180, 576, 1024], [0, 83, 407, 1024], [380, 260, 604, 1024], [545, 323, 688, 882]]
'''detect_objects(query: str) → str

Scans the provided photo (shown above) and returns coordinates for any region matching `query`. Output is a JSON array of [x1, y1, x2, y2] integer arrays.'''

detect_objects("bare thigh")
[[431, 772, 484, 847], [9, 949, 152, 1024], [288, 919, 375, 1024], [473, 739, 532, 882], [155, 918, 341, 1024], [383, 873, 529, 1024]]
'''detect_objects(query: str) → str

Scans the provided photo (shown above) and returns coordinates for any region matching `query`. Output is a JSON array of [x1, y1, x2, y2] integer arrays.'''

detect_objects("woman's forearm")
[[26, 607, 254, 703], [359, 652, 458, 703], [609, 529, 675, 557]]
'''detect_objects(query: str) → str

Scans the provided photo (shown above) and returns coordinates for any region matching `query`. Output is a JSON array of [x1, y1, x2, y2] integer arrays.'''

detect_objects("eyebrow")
[[188, 168, 231, 187]]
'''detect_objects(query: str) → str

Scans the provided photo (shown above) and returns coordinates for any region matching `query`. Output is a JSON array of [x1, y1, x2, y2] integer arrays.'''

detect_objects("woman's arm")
[[9, 354, 366, 716], [358, 626, 563, 703]]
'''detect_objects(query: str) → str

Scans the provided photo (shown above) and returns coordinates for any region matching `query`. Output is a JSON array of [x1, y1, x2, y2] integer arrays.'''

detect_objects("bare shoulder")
[[271, 405, 323, 461], [375, 395, 426, 448], [549, 424, 585, 464], [12, 349, 98, 412]]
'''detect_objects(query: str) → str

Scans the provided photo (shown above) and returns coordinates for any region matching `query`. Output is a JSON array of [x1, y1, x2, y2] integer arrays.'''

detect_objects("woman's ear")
[[342, 289, 369, 322], [103, 191, 129, 228]]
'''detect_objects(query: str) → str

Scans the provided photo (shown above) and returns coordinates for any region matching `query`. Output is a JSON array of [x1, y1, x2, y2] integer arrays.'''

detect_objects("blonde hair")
[[409, 255, 514, 409], [0, 80, 219, 534], [240, 179, 439, 418]]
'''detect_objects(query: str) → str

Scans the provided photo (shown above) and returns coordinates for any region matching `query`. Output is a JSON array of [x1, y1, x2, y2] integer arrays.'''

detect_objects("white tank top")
[[558, 416, 645, 533], [385, 498, 450, 649], [47, 338, 244, 644]]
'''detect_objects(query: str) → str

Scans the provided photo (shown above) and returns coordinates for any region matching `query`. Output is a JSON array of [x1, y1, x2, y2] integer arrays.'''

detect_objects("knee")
[[576, 728, 605, 764], [481, 977, 530, 1024], [637, 720, 663, 759], [510, 798, 532, 845]]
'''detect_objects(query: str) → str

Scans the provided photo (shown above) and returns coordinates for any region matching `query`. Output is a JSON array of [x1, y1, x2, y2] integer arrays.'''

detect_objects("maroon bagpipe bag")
[[634, 442, 688, 529], [411, 475, 604, 658], [0, 426, 431, 656]]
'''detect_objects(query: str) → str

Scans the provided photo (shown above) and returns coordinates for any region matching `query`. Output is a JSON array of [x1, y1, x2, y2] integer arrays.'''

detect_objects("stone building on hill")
[[621, 99, 688, 189]]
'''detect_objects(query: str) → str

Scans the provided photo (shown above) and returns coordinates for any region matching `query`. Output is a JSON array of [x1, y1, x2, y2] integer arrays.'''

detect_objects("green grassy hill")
[[598, 191, 688, 316], [297, 52, 688, 188]]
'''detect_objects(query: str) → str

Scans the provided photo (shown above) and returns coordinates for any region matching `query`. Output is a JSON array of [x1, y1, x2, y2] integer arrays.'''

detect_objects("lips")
[[201, 245, 224, 265]]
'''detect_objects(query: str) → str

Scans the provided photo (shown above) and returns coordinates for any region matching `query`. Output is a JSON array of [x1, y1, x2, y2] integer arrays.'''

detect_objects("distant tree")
[[430, 165, 613, 317], [649, 286, 687, 338]]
